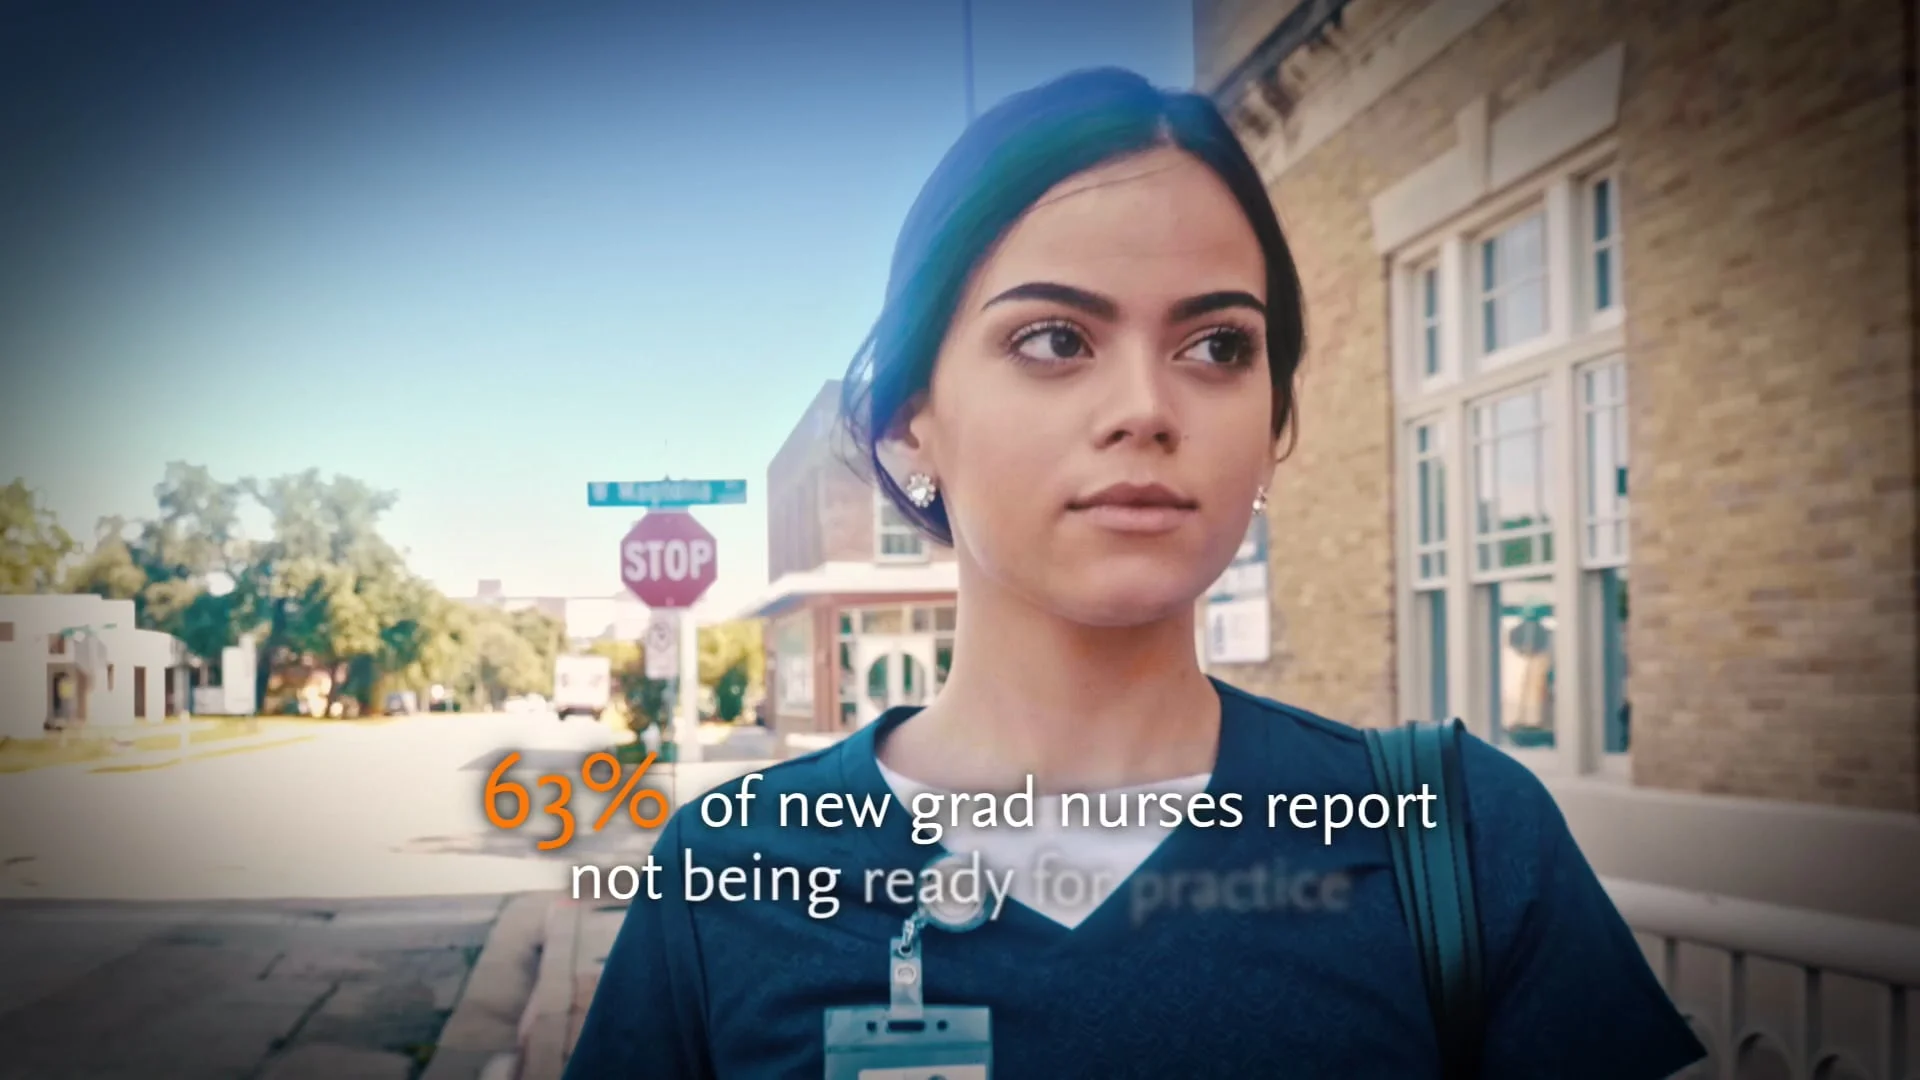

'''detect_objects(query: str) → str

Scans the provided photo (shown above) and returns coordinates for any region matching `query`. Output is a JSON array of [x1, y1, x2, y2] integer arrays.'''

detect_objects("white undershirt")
[[876, 757, 1212, 930]]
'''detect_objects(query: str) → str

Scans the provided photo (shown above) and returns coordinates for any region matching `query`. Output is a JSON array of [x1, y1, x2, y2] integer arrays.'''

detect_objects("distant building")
[[738, 381, 959, 746], [1198, 0, 1916, 1073], [0, 594, 185, 738], [459, 583, 647, 646]]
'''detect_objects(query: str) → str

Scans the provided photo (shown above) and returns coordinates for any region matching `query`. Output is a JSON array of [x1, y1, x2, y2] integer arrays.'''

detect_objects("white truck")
[[552, 654, 612, 721]]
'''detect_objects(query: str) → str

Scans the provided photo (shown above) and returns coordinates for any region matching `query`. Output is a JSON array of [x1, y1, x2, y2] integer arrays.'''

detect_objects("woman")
[[567, 68, 1705, 1079]]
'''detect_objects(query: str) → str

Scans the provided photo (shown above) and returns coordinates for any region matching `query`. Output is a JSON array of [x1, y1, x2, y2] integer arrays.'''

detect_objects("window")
[[49, 633, 65, 656], [1471, 385, 1553, 575], [1409, 418, 1450, 723], [836, 612, 857, 728], [0, 621, 12, 643], [1416, 263, 1442, 380], [772, 614, 814, 718], [933, 604, 955, 693], [1411, 420, 1448, 584], [1478, 211, 1549, 359], [1588, 175, 1621, 317], [1414, 589, 1449, 724], [134, 666, 148, 719], [1581, 359, 1629, 565], [875, 490, 927, 561], [1581, 357, 1631, 755], [1485, 577, 1556, 748], [1392, 150, 1630, 771], [840, 604, 953, 726]]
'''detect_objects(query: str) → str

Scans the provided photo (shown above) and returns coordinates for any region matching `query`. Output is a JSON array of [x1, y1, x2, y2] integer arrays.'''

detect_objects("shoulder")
[[1213, 680, 1564, 911], [654, 740, 875, 867], [1217, 680, 1559, 832]]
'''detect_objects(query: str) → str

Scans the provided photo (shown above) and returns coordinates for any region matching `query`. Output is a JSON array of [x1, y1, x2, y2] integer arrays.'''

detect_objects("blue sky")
[[0, 0, 1194, 621]]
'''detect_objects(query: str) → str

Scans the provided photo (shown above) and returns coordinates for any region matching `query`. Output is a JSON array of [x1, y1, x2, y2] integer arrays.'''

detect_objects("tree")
[[713, 664, 750, 723], [453, 607, 553, 709], [371, 576, 466, 704], [698, 619, 764, 722], [0, 480, 75, 593], [132, 463, 251, 639], [62, 466, 255, 664], [62, 517, 147, 601], [590, 638, 673, 740], [237, 469, 408, 714]]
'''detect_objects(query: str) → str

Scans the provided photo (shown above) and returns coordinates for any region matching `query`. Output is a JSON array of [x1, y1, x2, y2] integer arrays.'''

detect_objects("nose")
[[1093, 349, 1182, 452]]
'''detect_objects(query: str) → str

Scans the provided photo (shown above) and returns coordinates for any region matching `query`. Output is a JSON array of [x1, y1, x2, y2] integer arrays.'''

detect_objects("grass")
[[0, 718, 283, 774]]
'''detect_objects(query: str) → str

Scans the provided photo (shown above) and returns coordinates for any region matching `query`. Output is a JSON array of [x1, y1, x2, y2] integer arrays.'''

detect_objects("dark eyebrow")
[[980, 282, 1118, 320], [1169, 290, 1266, 322]]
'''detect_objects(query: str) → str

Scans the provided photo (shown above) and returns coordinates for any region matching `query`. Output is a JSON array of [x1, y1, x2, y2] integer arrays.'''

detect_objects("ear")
[[883, 392, 938, 475]]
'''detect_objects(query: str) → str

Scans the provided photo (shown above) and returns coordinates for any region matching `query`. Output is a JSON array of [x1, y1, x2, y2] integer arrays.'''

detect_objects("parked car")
[[384, 691, 420, 715]]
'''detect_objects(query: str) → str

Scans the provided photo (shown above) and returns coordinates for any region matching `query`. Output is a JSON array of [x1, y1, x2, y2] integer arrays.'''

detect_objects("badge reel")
[[823, 852, 994, 1080]]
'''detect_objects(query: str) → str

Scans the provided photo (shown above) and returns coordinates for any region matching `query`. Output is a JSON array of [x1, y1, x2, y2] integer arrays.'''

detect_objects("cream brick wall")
[[1203, 0, 1918, 809]]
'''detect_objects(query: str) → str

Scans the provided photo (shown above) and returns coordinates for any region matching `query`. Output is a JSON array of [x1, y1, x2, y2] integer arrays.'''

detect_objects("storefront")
[[743, 561, 958, 747]]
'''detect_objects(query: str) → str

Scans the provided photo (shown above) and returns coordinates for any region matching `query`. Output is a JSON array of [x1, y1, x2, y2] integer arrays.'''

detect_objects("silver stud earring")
[[904, 472, 939, 509], [1252, 486, 1269, 513]]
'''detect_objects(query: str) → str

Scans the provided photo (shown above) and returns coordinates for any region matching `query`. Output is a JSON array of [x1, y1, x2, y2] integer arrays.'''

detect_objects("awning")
[[735, 560, 959, 621]]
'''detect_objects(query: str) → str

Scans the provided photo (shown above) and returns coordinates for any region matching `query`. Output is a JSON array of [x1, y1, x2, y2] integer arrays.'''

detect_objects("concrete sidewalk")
[[511, 898, 626, 1080], [470, 757, 777, 1080]]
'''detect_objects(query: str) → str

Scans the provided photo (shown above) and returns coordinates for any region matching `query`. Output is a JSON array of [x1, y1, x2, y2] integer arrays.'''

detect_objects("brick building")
[[1195, 0, 1918, 1074], [741, 381, 958, 745]]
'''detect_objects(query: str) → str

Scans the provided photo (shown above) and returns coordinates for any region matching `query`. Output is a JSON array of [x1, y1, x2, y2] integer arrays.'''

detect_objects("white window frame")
[[1473, 205, 1554, 371], [1578, 356, 1630, 569], [1577, 354, 1631, 777], [1468, 381, 1554, 584], [1406, 259, 1447, 390], [1409, 415, 1449, 587], [1391, 138, 1629, 780], [1584, 171, 1624, 332], [874, 488, 929, 563]]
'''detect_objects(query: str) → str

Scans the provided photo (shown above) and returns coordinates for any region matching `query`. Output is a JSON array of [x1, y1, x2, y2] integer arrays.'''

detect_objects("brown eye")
[[1180, 328, 1255, 367], [1011, 322, 1090, 365]]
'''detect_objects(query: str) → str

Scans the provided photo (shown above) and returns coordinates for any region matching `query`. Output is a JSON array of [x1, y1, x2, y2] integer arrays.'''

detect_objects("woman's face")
[[904, 146, 1277, 627]]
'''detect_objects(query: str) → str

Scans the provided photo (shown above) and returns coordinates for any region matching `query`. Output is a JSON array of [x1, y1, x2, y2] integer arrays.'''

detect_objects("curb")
[[421, 892, 555, 1080], [515, 897, 583, 1080]]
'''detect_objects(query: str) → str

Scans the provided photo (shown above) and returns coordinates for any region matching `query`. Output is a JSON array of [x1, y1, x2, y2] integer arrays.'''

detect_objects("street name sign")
[[589, 479, 746, 508], [620, 512, 719, 609]]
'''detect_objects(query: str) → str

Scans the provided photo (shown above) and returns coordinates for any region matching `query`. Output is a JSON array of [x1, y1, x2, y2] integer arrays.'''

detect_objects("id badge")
[[825, 866, 993, 1080], [822, 1004, 992, 1079]]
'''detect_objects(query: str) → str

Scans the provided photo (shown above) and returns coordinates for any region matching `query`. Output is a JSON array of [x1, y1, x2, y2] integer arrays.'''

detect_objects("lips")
[[1067, 482, 1198, 511], [1067, 482, 1199, 536]]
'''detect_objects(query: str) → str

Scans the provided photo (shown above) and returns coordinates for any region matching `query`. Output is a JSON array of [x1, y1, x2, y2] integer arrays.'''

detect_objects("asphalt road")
[[0, 710, 658, 902]]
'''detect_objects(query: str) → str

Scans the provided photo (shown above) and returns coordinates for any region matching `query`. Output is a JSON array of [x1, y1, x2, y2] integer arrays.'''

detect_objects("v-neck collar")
[[833, 677, 1262, 951]]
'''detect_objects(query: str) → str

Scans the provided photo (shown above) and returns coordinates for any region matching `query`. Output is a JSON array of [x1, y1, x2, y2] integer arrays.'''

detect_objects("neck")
[[883, 556, 1222, 794]]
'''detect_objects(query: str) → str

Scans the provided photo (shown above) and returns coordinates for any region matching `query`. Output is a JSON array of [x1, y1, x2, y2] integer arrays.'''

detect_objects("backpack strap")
[[1363, 718, 1487, 1080]]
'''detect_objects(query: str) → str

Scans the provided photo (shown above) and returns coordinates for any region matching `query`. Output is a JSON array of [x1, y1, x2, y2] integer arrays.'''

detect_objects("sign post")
[[610, 482, 740, 763], [643, 610, 680, 681]]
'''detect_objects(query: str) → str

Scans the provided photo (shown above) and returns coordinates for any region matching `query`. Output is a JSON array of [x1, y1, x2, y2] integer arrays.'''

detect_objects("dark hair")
[[839, 66, 1306, 545]]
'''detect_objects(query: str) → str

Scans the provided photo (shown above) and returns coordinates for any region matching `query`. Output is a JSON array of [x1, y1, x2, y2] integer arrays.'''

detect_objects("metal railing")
[[1605, 879, 1917, 1080]]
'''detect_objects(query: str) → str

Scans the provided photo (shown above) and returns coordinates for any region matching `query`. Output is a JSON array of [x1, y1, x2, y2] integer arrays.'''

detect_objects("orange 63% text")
[[483, 750, 669, 851]]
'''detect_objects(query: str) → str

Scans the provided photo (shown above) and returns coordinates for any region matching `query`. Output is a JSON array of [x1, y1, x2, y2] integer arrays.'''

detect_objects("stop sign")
[[620, 512, 718, 609]]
